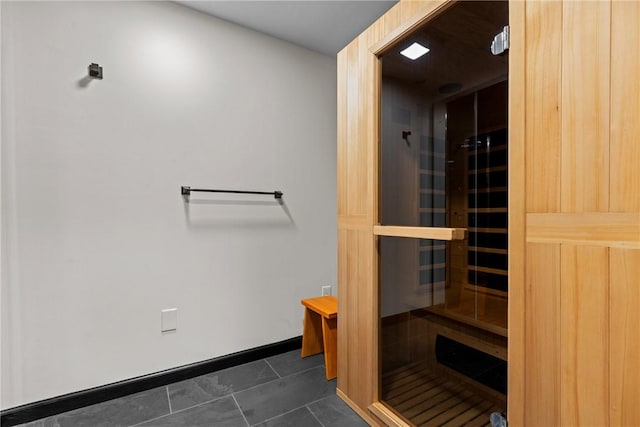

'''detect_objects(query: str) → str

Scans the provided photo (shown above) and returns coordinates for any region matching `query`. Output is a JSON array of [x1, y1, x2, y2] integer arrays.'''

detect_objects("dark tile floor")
[[20, 350, 368, 427]]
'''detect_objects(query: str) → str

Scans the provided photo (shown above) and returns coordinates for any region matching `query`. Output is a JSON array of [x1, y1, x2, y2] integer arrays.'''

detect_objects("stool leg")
[[322, 317, 337, 380], [301, 308, 323, 357]]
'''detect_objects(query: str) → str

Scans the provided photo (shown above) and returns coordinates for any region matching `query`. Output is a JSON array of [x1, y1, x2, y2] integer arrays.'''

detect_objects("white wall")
[[1, 1, 337, 409]]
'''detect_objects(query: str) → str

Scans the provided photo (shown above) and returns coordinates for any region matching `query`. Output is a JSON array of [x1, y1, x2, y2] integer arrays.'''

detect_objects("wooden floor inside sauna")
[[382, 362, 504, 426]]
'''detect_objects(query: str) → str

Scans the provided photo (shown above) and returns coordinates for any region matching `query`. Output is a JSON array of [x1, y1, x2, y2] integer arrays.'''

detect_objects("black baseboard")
[[1, 336, 302, 427]]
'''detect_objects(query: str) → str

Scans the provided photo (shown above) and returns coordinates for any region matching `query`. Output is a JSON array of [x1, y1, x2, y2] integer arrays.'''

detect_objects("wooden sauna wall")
[[336, 2, 451, 424], [337, 2, 450, 424], [337, 0, 640, 425], [514, 1, 640, 425]]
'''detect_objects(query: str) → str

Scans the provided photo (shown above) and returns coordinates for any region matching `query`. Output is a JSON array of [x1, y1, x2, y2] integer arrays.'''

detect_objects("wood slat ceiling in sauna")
[[382, 1, 509, 102]]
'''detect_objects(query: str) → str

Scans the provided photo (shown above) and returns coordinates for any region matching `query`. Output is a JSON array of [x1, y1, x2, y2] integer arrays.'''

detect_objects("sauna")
[[377, 2, 508, 424], [337, 0, 640, 426]]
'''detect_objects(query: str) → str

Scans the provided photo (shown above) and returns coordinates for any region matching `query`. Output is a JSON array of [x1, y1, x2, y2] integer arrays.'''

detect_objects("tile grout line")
[[263, 358, 281, 378], [234, 364, 326, 395], [247, 394, 334, 427], [128, 395, 231, 427], [166, 386, 173, 414], [246, 403, 312, 426], [306, 403, 327, 427], [231, 393, 251, 427], [128, 364, 330, 427]]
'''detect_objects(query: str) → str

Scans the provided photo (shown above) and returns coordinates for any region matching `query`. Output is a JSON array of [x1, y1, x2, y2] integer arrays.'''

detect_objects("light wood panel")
[[338, 215, 370, 231], [608, 14, 639, 413], [339, 228, 377, 410], [382, 4, 401, 38], [345, 39, 366, 216], [560, 245, 609, 426], [524, 243, 560, 426], [527, 212, 640, 249], [507, 1, 526, 425], [337, 46, 348, 216], [560, 0, 610, 213], [521, 2, 639, 426], [359, 16, 384, 408], [609, 249, 640, 425], [610, 1, 640, 213], [337, 0, 383, 411], [525, 0, 561, 213]]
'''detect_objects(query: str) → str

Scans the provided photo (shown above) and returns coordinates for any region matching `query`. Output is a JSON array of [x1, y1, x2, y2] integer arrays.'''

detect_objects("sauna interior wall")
[[336, 0, 640, 425]]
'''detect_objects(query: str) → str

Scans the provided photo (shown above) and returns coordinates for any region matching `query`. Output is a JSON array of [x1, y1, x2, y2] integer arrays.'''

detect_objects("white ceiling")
[[175, 1, 398, 56]]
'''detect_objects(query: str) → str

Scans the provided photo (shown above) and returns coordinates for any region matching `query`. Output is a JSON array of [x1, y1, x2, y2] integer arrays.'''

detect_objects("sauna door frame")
[[366, 1, 526, 425]]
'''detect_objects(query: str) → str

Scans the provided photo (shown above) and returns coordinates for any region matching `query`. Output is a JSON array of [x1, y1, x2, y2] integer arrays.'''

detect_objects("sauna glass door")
[[378, 2, 509, 425]]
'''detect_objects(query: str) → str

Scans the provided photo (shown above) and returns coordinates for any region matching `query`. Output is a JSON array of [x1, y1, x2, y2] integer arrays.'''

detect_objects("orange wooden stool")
[[301, 296, 337, 380]]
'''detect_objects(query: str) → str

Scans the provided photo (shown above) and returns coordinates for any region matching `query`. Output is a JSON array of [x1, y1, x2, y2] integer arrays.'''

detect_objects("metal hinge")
[[491, 25, 510, 56]]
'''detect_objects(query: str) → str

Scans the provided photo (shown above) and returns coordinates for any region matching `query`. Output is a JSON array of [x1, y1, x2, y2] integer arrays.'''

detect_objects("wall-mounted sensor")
[[88, 63, 103, 79]]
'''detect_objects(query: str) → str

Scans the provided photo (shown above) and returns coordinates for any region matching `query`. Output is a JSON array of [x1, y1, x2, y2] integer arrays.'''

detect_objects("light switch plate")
[[161, 308, 177, 332]]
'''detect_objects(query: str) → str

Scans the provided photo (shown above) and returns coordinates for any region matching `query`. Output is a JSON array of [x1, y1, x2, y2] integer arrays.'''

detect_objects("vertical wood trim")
[[609, 249, 640, 426], [610, 1, 640, 212], [336, 230, 348, 391], [348, 231, 362, 405], [508, 1, 526, 425], [364, 20, 384, 404], [560, 1, 611, 213], [382, 4, 402, 37], [337, 50, 348, 217], [346, 39, 365, 216], [524, 243, 560, 426], [525, 0, 562, 213], [560, 245, 609, 426], [400, 1, 422, 22], [359, 26, 380, 226]]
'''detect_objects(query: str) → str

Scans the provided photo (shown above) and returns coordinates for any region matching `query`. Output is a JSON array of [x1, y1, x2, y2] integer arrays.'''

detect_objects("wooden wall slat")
[[610, 1, 640, 213], [524, 243, 560, 426], [609, 249, 640, 425], [337, 50, 348, 217], [358, 25, 381, 226], [360, 20, 384, 405], [525, 0, 561, 213], [560, 245, 609, 426], [400, 1, 424, 22], [337, 229, 349, 391], [345, 230, 360, 402], [382, 4, 401, 37], [560, 1, 610, 213], [527, 212, 640, 249], [507, 1, 526, 425], [337, 2, 397, 417], [345, 38, 365, 216]]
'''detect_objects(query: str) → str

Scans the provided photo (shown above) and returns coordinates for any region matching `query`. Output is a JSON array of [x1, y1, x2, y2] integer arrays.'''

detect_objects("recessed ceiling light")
[[400, 42, 430, 60]]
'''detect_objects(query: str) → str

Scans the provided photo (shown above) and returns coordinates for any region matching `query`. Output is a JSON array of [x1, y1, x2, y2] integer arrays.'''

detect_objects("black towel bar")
[[181, 186, 283, 199]]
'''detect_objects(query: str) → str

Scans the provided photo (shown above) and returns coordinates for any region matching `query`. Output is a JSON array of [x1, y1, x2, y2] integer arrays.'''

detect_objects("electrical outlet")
[[322, 286, 332, 296], [161, 308, 177, 332]]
